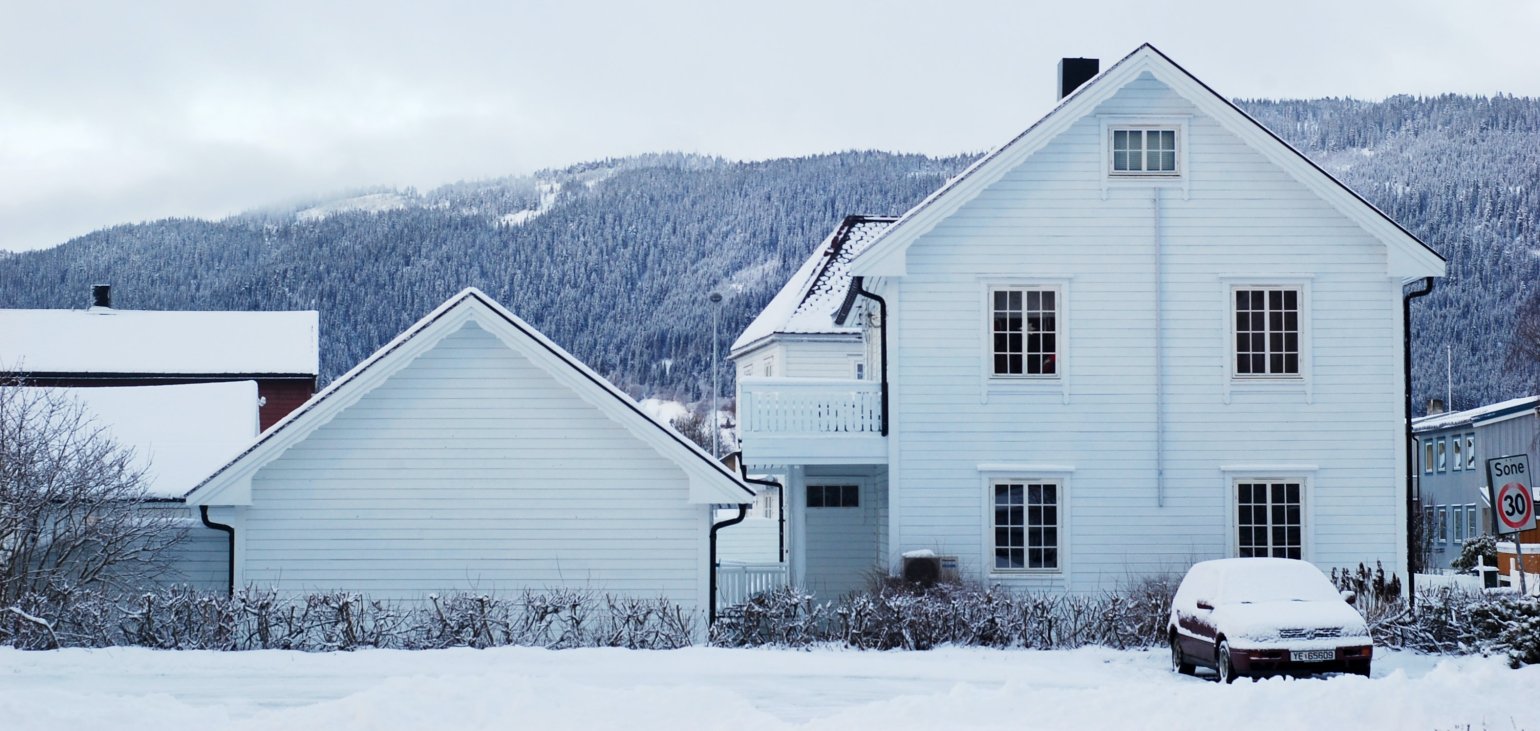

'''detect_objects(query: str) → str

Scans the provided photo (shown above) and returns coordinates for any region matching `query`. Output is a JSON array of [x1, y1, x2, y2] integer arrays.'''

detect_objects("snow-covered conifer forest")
[[0, 96, 1535, 413]]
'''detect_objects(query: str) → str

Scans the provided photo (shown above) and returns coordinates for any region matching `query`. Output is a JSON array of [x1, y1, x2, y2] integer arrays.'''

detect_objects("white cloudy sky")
[[2, 0, 1537, 253]]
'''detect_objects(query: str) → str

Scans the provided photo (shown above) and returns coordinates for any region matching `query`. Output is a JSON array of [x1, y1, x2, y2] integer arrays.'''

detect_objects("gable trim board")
[[846, 44, 1446, 281], [186, 287, 753, 507]]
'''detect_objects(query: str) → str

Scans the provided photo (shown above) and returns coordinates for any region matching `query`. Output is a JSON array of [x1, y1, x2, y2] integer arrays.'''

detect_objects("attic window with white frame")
[[1110, 127, 1178, 175]]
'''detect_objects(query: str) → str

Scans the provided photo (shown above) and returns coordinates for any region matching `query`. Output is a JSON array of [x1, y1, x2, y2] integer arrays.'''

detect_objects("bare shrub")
[[0, 384, 185, 609]]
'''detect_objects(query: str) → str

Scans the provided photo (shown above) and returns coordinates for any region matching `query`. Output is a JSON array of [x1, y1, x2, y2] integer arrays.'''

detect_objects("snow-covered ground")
[[0, 646, 1525, 730]]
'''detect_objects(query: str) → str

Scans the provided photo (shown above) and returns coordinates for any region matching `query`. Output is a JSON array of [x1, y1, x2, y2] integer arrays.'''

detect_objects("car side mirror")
[[1340, 590, 1357, 606], [1195, 599, 1214, 611]]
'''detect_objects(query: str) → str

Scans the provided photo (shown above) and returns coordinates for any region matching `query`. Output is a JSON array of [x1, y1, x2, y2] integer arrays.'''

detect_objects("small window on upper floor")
[[1452, 437, 1463, 471], [1110, 128, 1179, 176], [1466, 434, 1477, 470], [1423, 441, 1435, 475], [854, 362, 865, 380], [1436, 439, 1447, 472]]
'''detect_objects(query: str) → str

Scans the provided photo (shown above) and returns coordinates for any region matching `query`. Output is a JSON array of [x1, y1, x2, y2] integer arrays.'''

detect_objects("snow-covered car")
[[1168, 558, 1372, 682]]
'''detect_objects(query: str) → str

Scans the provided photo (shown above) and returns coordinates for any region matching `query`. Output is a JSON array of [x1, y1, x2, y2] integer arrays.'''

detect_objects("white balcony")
[[737, 377, 886, 464]]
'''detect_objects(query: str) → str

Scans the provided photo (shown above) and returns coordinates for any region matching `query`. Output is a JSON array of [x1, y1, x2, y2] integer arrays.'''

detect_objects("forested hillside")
[[1, 95, 1536, 413]]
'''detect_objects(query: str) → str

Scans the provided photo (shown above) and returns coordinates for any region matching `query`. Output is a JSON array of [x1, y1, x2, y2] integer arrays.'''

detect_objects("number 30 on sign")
[[1486, 454, 1537, 535]]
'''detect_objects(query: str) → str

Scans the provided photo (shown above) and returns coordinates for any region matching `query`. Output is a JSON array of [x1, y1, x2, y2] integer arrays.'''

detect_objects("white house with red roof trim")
[[733, 45, 1445, 600]]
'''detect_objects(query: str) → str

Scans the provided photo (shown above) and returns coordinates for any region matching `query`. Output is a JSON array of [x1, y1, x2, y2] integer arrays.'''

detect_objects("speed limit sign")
[[1487, 454, 1537, 535]]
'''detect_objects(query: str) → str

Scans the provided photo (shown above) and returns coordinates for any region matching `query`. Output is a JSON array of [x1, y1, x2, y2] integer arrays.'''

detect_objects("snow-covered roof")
[[186, 288, 753, 506], [37, 382, 259, 499], [731, 215, 894, 354], [1411, 395, 1540, 432], [0, 307, 319, 376]]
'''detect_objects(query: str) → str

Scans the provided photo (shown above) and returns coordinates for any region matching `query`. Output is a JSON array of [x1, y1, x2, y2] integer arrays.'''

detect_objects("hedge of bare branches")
[[711, 576, 1178, 650], [1, 586, 696, 651]]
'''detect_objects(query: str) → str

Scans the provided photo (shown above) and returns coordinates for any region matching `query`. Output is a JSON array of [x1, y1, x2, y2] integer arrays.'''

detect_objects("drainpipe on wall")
[[1404, 277, 1436, 613], [199, 506, 236, 597], [1153, 188, 1166, 507], [709, 454, 783, 626], [846, 277, 889, 436]]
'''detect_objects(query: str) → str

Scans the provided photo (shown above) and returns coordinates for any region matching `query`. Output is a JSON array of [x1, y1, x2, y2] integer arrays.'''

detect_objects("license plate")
[[1291, 649, 1335, 662]]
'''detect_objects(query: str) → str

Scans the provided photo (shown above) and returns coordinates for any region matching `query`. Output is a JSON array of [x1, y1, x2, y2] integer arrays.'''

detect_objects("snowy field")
[[1, 646, 1529, 730]]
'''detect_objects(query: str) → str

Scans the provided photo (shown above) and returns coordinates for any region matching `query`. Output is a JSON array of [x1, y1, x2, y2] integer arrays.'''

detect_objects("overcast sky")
[[2, 0, 1538, 253]]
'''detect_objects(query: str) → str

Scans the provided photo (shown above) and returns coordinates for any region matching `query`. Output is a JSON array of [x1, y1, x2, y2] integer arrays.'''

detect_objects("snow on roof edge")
[[1411, 395, 1540, 432]]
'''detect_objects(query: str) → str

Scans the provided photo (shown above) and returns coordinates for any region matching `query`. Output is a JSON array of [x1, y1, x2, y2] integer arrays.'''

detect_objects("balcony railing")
[[738, 377, 882, 435]]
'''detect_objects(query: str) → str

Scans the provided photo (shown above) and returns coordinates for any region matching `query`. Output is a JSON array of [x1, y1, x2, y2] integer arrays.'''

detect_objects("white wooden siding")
[[239, 322, 709, 607], [887, 72, 1405, 591], [141, 503, 229, 592]]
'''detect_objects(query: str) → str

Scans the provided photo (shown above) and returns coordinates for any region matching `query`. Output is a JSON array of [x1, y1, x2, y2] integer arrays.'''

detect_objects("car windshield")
[[1215, 562, 1340, 604]]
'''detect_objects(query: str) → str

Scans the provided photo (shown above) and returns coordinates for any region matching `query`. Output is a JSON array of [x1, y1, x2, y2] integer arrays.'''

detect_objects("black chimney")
[[1057, 57, 1099, 100], [92, 284, 111, 309]]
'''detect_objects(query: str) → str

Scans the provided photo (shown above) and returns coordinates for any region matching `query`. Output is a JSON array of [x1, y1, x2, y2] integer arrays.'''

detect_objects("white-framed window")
[[806, 484, 858, 508], [989, 286, 1059, 378], [1465, 434, 1477, 470], [1436, 505, 1449, 544], [741, 362, 754, 378], [1452, 437, 1463, 471], [1453, 505, 1466, 543], [854, 361, 865, 380], [1466, 503, 1480, 540], [761, 356, 775, 378], [1110, 128, 1179, 175], [990, 480, 1061, 571], [1436, 439, 1447, 472], [1423, 441, 1434, 475], [1232, 287, 1301, 377], [1236, 480, 1303, 559]]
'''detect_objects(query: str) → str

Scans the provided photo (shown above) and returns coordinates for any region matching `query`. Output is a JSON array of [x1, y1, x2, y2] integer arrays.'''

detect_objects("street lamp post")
[[709, 291, 723, 457]]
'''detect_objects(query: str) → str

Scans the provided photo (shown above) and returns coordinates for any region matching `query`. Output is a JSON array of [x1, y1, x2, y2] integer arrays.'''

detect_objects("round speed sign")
[[1496, 482, 1536, 533]]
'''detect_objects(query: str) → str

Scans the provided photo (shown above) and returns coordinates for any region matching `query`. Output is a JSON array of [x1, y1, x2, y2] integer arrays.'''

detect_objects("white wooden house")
[[184, 288, 754, 628], [734, 45, 1446, 599]]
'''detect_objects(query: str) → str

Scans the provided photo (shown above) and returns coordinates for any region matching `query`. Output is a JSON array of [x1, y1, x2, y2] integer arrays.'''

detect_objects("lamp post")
[[709, 291, 723, 457]]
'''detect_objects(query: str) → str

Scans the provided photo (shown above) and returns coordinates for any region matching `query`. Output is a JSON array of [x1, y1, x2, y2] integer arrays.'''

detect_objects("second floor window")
[[991, 287, 1057, 377], [1234, 287, 1301, 377]]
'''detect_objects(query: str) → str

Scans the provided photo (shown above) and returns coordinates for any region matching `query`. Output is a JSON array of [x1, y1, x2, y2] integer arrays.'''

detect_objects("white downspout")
[[1154, 188, 1166, 507]]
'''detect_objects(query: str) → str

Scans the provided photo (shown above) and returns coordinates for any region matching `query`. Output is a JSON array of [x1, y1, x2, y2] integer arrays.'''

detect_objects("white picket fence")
[[716, 561, 789, 609]]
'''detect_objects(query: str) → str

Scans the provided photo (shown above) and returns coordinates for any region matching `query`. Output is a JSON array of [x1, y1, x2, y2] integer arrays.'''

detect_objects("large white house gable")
[[849, 44, 1444, 282]]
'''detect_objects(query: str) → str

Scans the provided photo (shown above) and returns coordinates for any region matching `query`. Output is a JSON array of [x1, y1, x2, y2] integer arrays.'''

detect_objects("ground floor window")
[[807, 484, 858, 508], [992, 481, 1059, 570], [1236, 481, 1302, 559]]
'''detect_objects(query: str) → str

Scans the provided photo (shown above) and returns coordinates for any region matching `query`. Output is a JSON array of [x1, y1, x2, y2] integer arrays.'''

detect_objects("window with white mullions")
[[1111, 128, 1178, 174], [1234, 287, 1301, 377], [991, 288, 1057, 377], [1237, 481, 1302, 559], [993, 481, 1059, 570]]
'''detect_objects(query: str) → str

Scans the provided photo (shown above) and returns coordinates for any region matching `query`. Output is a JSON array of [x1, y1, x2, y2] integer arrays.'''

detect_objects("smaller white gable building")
[[185, 289, 753, 627]]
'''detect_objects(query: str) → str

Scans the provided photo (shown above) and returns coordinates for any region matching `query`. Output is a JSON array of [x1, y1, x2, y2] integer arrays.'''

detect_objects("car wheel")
[[1171, 633, 1195, 675], [1216, 640, 1239, 684]]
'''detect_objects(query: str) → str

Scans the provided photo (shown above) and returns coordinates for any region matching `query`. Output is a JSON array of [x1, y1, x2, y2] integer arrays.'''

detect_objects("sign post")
[[1486, 454, 1536, 595]]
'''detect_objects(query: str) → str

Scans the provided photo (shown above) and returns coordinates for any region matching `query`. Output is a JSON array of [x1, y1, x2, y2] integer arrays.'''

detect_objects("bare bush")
[[712, 575, 1178, 650], [0, 384, 185, 610], [0, 586, 698, 651]]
